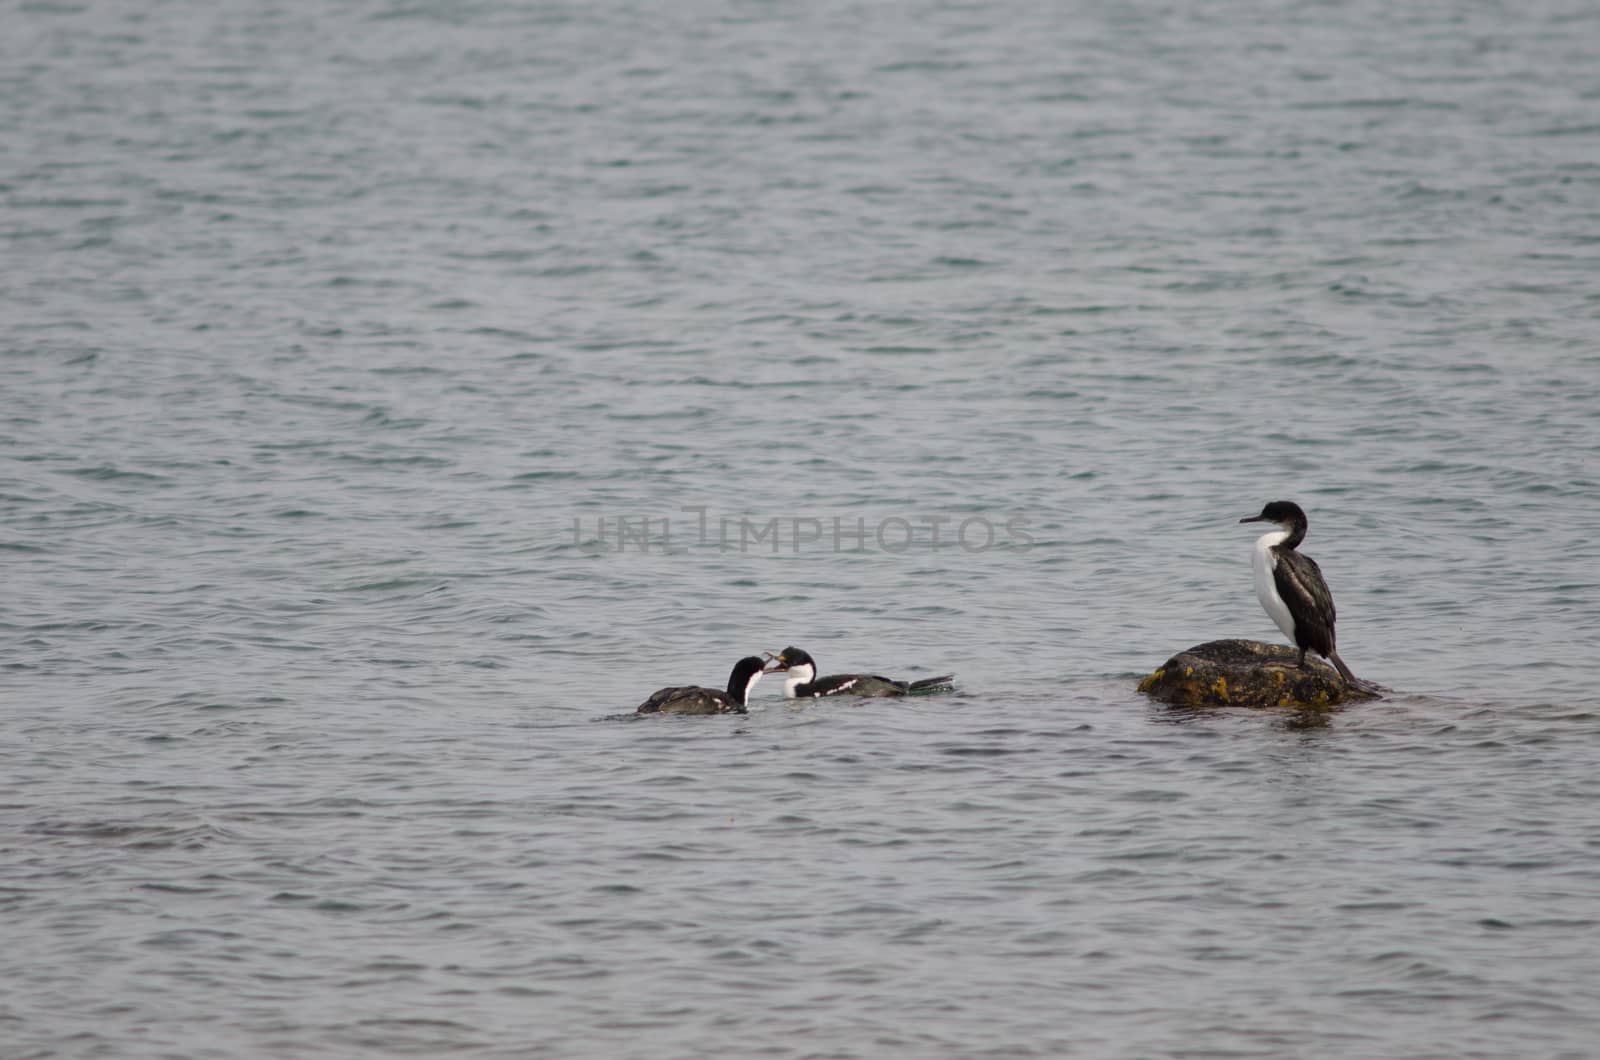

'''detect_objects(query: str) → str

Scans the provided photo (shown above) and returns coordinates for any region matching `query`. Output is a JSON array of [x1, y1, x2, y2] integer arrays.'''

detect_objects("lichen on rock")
[[1138, 639, 1380, 709]]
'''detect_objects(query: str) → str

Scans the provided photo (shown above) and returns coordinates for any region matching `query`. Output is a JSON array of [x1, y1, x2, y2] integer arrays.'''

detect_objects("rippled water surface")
[[5, 0, 1600, 1056]]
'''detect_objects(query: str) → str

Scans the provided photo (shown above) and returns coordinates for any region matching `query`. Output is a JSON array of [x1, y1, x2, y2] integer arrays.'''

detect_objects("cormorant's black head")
[[726, 656, 767, 706], [1240, 500, 1307, 528], [763, 646, 814, 673]]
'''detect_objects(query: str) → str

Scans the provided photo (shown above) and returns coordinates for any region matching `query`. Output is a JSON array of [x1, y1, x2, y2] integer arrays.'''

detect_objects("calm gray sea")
[[5, 0, 1600, 1056]]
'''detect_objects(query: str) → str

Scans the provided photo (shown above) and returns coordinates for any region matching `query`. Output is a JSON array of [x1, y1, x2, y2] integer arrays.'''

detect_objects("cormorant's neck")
[[1278, 517, 1307, 550], [728, 668, 763, 705], [783, 664, 816, 699], [1254, 526, 1292, 553]]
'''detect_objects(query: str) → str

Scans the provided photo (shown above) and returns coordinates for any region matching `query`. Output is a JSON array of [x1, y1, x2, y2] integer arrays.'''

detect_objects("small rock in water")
[[1138, 639, 1380, 709]]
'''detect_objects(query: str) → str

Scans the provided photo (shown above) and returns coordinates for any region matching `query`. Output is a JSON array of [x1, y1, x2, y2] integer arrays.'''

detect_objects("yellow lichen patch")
[[1184, 667, 1194, 677], [1137, 670, 1164, 693], [1210, 676, 1229, 703]]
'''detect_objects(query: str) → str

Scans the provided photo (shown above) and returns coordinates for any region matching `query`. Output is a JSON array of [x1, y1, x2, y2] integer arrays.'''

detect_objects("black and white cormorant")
[[635, 656, 766, 715], [1240, 500, 1358, 685], [763, 646, 955, 699]]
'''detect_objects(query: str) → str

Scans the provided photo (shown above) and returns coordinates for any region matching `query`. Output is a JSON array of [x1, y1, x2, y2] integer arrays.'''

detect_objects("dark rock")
[[1137, 639, 1380, 709]]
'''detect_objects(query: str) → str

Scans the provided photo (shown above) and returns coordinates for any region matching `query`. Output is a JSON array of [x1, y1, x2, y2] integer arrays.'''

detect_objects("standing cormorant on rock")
[[1240, 500, 1358, 686]]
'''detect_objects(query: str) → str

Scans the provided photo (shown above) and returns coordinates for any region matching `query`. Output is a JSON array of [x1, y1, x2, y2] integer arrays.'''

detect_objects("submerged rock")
[[1138, 639, 1380, 709]]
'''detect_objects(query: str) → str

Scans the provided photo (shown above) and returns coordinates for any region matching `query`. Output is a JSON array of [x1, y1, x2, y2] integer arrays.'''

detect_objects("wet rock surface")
[[1138, 639, 1381, 709]]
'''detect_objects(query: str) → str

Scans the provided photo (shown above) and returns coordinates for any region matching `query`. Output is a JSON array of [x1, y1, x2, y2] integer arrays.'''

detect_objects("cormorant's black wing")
[[636, 685, 690, 713], [1272, 547, 1337, 654], [810, 673, 873, 696]]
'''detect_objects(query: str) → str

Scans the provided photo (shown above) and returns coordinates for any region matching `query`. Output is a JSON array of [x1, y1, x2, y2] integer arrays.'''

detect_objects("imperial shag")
[[635, 656, 766, 715], [763, 646, 955, 699], [1240, 501, 1358, 686]]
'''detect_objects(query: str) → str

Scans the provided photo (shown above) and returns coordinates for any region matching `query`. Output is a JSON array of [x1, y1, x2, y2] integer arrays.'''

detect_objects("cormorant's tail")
[[1326, 650, 1358, 687], [908, 675, 955, 694]]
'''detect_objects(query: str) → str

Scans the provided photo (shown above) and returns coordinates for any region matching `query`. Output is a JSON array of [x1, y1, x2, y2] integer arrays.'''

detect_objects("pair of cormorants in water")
[[636, 500, 1357, 715], [634, 647, 956, 715]]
